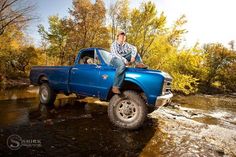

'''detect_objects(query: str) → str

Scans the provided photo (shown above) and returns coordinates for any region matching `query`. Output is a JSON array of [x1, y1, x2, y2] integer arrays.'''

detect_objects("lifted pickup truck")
[[30, 48, 173, 129]]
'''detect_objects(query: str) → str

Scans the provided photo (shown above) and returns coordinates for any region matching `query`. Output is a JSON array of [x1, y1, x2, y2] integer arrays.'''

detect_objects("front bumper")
[[155, 93, 173, 108]]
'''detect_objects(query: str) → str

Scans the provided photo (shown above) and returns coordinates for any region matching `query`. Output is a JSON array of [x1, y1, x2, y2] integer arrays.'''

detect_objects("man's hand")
[[130, 57, 135, 63], [125, 62, 131, 66]]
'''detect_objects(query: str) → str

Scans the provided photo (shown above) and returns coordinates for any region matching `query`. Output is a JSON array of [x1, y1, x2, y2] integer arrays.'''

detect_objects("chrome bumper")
[[155, 93, 173, 108]]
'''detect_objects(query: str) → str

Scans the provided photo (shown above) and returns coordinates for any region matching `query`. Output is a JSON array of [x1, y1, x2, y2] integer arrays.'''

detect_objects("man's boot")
[[112, 86, 121, 94], [135, 63, 148, 69]]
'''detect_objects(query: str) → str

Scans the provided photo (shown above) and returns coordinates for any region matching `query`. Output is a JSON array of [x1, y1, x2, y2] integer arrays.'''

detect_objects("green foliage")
[[127, 1, 167, 57], [39, 0, 109, 65], [38, 15, 68, 65]]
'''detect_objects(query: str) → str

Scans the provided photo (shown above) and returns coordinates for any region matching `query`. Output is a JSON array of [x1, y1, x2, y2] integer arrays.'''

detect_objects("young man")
[[110, 31, 147, 94]]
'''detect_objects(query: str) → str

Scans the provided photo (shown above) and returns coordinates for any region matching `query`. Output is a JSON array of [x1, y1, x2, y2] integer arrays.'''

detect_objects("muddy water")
[[0, 87, 235, 157]]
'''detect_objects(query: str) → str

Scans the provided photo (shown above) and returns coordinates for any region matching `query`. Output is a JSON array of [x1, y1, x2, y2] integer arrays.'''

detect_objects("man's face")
[[118, 34, 126, 43]]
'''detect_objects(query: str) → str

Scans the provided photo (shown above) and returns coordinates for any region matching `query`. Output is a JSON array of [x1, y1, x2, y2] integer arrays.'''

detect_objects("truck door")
[[69, 49, 101, 97]]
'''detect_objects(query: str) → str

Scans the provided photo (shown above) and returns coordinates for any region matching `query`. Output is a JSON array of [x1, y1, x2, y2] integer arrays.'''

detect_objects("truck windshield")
[[98, 49, 112, 65]]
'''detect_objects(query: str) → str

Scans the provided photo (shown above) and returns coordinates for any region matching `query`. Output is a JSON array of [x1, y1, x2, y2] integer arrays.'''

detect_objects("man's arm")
[[127, 43, 137, 58], [126, 43, 137, 63], [111, 42, 128, 64]]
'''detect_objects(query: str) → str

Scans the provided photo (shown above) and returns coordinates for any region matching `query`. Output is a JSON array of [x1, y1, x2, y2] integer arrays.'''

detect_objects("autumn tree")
[[13, 46, 38, 73], [38, 15, 69, 65], [203, 43, 236, 92], [108, 0, 130, 41], [128, 1, 166, 57], [39, 0, 109, 65], [0, 24, 38, 80], [35, 0, 236, 94], [0, 0, 36, 36], [68, 0, 109, 49], [168, 15, 188, 46]]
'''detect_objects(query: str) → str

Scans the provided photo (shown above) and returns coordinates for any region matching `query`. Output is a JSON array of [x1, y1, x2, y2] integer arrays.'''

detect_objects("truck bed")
[[30, 66, 72, 93]]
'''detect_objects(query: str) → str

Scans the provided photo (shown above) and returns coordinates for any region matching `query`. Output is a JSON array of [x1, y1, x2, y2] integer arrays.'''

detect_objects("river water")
[[0, 86, 235, 157]]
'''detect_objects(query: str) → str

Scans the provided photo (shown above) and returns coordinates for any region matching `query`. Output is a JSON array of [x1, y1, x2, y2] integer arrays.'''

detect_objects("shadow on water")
[[0, 97, 158, 157]]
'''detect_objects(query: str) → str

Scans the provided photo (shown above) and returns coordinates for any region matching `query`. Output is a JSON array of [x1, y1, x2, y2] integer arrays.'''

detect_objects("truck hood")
[[126, 67, 173, 80]]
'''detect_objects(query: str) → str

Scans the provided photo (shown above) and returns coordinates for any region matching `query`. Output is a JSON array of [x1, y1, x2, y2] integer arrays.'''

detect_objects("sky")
[[28, 0, 236, 48]]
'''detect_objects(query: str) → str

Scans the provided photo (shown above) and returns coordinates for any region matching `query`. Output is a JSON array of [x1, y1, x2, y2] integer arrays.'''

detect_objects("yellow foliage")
[[10, 40, 20, 50], [171, 72, 199, 94]]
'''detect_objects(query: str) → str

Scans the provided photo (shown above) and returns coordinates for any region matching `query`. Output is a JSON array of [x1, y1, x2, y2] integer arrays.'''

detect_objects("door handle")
[[71, 68, 78, 74]]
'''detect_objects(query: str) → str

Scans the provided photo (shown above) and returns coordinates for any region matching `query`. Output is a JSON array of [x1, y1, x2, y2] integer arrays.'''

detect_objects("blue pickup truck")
[[30, 48, 173, 129]]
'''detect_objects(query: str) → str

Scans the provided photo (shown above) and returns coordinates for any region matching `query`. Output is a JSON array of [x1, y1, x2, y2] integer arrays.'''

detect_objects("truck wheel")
[[108, 90, 147, 130], [39, 83, 56, 105]]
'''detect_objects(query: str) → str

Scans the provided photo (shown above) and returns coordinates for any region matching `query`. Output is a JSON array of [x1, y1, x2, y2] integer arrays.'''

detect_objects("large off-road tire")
[[39, 83, 56, 105], [108, 90, 147, 130]]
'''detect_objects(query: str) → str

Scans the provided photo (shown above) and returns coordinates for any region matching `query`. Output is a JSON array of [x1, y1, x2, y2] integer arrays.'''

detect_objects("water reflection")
[[0, 98, 157, 156], [0, 86, 38, 101], [173, 95, 236, 113], [0, 98, 38, 126], [0, 87, 236, 156]]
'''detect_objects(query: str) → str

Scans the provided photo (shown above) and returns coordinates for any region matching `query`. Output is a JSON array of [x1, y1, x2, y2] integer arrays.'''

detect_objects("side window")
[[78, 50, 101, 65], [94, 52, 101, 65]]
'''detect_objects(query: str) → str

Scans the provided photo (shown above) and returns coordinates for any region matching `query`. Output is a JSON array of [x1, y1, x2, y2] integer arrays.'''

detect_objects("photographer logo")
[[7, 134, 41, 150]]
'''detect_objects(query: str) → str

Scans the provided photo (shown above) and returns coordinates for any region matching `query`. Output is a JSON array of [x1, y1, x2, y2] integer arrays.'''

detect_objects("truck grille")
[[162, 79, 172, 95]]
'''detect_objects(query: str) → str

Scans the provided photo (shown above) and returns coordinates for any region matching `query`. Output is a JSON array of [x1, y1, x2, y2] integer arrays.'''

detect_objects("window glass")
[[98, 49, 112, 65], [78, 50, 101, 65]]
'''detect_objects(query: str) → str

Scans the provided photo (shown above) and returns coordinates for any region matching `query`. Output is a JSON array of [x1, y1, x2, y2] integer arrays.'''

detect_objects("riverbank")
[[1, 82, 236, 102], [0, 78, 30, 89], [1, 78, 236, 97]]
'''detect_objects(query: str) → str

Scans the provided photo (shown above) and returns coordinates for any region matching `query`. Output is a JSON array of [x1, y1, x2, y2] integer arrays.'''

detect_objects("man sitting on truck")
[[110, 31, 147, 94]]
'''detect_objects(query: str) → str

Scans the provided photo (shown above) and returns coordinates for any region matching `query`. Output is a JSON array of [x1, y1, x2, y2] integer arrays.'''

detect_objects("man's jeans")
[[110, 53, 142, 88]]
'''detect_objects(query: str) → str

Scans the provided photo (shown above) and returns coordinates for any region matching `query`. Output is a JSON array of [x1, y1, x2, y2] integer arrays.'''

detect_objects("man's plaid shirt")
[[110, 41, 137, 64]]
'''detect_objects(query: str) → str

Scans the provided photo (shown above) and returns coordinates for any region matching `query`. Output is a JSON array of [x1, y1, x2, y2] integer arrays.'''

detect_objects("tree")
[[0, 0, 36, 35], [144, 38, 203, 94], [68, 0, 109, 49], [203, 43, 236, 91], [38, 0, 110, 65], [219, 62, 236, 92], [108, 0, 130, 41], [128, 1, 166, 57], [167, 15, 188, 46], [38, 15, 69, 65], [0, 24, 38, 79], [14, 46, 38, 73], [228, 40, 235, 51], [0, 24, 23, 76], [140, 3, 199, 94]]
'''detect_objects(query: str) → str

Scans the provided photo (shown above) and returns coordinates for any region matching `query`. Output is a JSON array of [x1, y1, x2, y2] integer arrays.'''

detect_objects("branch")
[[0, 0, 18, 14]]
